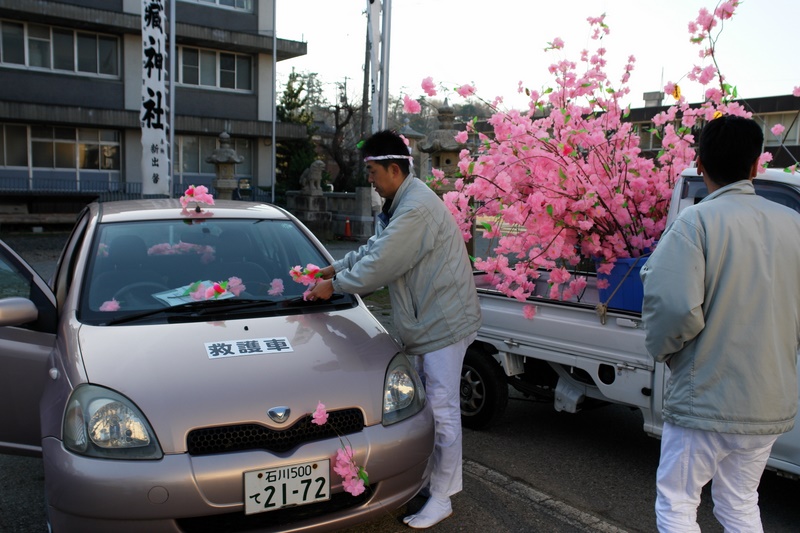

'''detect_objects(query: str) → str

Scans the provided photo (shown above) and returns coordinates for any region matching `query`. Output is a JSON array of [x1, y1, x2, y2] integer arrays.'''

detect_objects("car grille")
[[186, 408, 365, 456], [176, 487, 372, 532]]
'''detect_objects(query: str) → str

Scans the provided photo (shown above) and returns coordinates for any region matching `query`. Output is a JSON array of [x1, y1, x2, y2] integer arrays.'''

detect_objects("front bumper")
[[43, 405, 434, 533]]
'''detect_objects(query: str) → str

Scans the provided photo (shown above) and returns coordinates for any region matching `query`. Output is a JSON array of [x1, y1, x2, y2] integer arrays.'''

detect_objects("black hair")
[[697, 115, 764, 185], [360, 130, 410, 176]]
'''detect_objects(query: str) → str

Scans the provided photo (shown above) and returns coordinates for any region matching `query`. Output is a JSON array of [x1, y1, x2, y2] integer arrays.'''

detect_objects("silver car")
[[0, 199, 433, 532]]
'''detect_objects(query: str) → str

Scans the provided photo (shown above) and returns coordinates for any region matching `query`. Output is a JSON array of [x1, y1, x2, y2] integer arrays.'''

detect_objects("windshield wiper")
[[104, 298, 279, 325], [103, 294, 350, 325]]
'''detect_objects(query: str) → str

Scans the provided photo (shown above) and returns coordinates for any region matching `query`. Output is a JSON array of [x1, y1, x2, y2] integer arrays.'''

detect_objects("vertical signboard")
[[141, 0, 170, 195]]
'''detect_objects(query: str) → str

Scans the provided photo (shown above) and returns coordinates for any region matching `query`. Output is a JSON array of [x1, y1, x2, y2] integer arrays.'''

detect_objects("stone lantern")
[[418, 100, 475, 257], [417, 99, 468, 193], [398, 118, 425, 176], [205, 132, 243, 200]]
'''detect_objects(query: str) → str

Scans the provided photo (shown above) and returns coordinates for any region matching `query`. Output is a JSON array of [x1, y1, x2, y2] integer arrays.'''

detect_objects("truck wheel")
[[460, 348, 508, 429]]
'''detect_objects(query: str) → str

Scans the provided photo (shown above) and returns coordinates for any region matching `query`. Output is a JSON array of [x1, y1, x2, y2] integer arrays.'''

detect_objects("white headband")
[[364, 155, 414, 162]]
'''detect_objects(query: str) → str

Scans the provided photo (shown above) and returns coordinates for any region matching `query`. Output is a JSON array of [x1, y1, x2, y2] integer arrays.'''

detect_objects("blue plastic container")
[[596, 256, 647, 313]]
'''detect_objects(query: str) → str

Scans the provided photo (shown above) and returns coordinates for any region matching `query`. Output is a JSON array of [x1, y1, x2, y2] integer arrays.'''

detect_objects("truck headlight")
[[63, 385, 163, 459], [382, 353, 426, 425]]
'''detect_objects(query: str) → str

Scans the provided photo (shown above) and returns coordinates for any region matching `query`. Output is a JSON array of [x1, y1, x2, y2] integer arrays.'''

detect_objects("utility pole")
[[366, 0, 391, 133]]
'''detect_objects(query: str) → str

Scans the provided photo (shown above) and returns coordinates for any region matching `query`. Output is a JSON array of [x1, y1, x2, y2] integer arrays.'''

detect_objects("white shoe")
[[405, 496, 452, 529]]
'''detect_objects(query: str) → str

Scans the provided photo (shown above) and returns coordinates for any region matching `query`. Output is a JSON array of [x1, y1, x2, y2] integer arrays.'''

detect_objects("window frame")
[[178, 45, 253, 92]]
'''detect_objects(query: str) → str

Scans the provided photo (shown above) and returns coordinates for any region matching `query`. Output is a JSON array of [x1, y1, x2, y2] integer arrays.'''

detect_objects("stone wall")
[[285, 186, 374, 241]]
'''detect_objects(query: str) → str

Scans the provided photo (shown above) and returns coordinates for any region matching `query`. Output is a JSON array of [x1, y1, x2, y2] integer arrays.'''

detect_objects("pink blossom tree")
[[409, 4, 779, 304]]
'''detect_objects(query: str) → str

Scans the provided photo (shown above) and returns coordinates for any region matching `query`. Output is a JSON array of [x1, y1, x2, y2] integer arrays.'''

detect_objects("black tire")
[[460, 347, 508, 429]]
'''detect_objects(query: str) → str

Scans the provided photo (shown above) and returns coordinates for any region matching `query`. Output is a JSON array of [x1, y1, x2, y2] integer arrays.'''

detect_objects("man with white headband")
[[308, 129, 482, 529]]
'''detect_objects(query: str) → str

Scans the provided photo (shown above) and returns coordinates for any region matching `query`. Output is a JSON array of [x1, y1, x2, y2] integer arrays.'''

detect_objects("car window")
[[683, 177, 800, 214], [0, 254, 31, 300], [78, 218, 342, 324], [0, 245, 57, 333]]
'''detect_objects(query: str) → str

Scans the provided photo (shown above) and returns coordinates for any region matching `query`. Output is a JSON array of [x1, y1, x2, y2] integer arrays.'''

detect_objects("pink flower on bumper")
[[311, 402, 329, 426], [402, 94, 421, 114], [421, 76, 437, 97], [342, 476, 365, 496]]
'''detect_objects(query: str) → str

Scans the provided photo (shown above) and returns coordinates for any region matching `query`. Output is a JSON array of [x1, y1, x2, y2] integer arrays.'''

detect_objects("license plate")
[[244, 459, 330, 515]]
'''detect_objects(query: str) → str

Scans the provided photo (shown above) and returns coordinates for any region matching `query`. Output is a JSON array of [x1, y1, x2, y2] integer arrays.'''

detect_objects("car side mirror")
[[0, 297, 39, 327]]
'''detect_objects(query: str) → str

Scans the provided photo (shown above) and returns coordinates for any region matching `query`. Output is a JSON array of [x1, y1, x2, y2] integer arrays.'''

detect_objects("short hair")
[[360, 130, 411, 176], [697, 115, 764, 185]]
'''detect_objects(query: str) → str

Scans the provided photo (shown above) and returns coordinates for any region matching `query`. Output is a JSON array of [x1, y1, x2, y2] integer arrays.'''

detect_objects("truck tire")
[[460, 348, 508, 429]]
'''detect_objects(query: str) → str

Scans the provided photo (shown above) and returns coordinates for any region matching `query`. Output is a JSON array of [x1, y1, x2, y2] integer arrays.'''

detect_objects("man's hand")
[[319, 265, 336, 280], [307, 279, 334, 301]]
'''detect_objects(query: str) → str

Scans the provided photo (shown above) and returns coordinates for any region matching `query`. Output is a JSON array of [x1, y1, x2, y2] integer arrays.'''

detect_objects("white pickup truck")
[[460, 168, 800, 480]]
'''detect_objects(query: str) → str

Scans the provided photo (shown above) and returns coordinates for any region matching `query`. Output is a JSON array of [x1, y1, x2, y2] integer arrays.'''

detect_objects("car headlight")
[[63, 385, 163, 460], [382, 353, 426, 426]]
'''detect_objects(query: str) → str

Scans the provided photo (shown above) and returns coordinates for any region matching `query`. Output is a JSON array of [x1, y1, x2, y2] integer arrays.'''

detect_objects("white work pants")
[[656, 421, 779, 533], [417, 333, 475, 499]]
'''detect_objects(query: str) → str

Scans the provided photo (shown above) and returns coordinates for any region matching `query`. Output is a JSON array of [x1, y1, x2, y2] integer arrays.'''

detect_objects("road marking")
[[463, 459, 630, 533]]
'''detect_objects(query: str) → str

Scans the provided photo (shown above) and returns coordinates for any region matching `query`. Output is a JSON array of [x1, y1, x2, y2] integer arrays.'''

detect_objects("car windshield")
[[78, 218, 349, 325]]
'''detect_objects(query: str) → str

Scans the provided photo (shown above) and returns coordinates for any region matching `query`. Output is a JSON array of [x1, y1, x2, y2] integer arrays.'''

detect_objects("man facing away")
[[641, 115, 800, 532], [307, 130, 482, 529]]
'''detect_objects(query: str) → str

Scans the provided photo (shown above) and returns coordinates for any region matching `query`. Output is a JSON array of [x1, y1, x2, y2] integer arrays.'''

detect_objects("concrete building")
[[0, 0, 307, 214]]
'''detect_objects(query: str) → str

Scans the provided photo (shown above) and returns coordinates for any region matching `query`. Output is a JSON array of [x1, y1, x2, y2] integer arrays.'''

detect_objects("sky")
[[275, 0, 800, 112]]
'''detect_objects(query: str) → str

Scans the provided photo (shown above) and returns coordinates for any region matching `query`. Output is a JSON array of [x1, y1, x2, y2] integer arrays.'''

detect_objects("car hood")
[[76, 307, 401, 453]]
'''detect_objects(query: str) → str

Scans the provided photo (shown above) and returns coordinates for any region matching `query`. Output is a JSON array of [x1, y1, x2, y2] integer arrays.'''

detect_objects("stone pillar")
[[205, 132, 243, 200], [293, 160, 333, 240]]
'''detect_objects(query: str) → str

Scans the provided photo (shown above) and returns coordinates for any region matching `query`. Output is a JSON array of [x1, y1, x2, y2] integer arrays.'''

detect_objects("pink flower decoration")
[[99, 299, 120, 312], [268, 278, 284, 296], [523, 305, 537, 320], [190, 283, 207, 300], [180, 184, 215, 208], [342, 476, 365, 496], [290, 264, 322, 286], [311, 402, 329, 426], [454, 130, 469, 144], [771, 124, 785, 137], [793, 86, 800, 97], [205, 282, 225, 299], [549, 37, 565, 50], [421, 76, 437, 97], [402, 94, 421, 114], [227, 277, 245, 297], [456, 84, 476, 98]]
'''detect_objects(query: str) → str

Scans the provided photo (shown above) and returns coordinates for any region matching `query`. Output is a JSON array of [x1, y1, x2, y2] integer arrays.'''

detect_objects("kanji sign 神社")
[[141, 0, 170, 195]]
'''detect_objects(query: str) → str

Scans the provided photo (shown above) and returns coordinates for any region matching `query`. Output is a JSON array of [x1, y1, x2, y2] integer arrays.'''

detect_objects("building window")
[[0, 124, 28, 167], [194, 0, 254, 11], [0, 19, 119, 77], [0, 21, 24, 64], [24, 126, 120, 170], [179, 46, 252, 91], [760, 113, 800, 147], [174, 134, 253, 185]]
